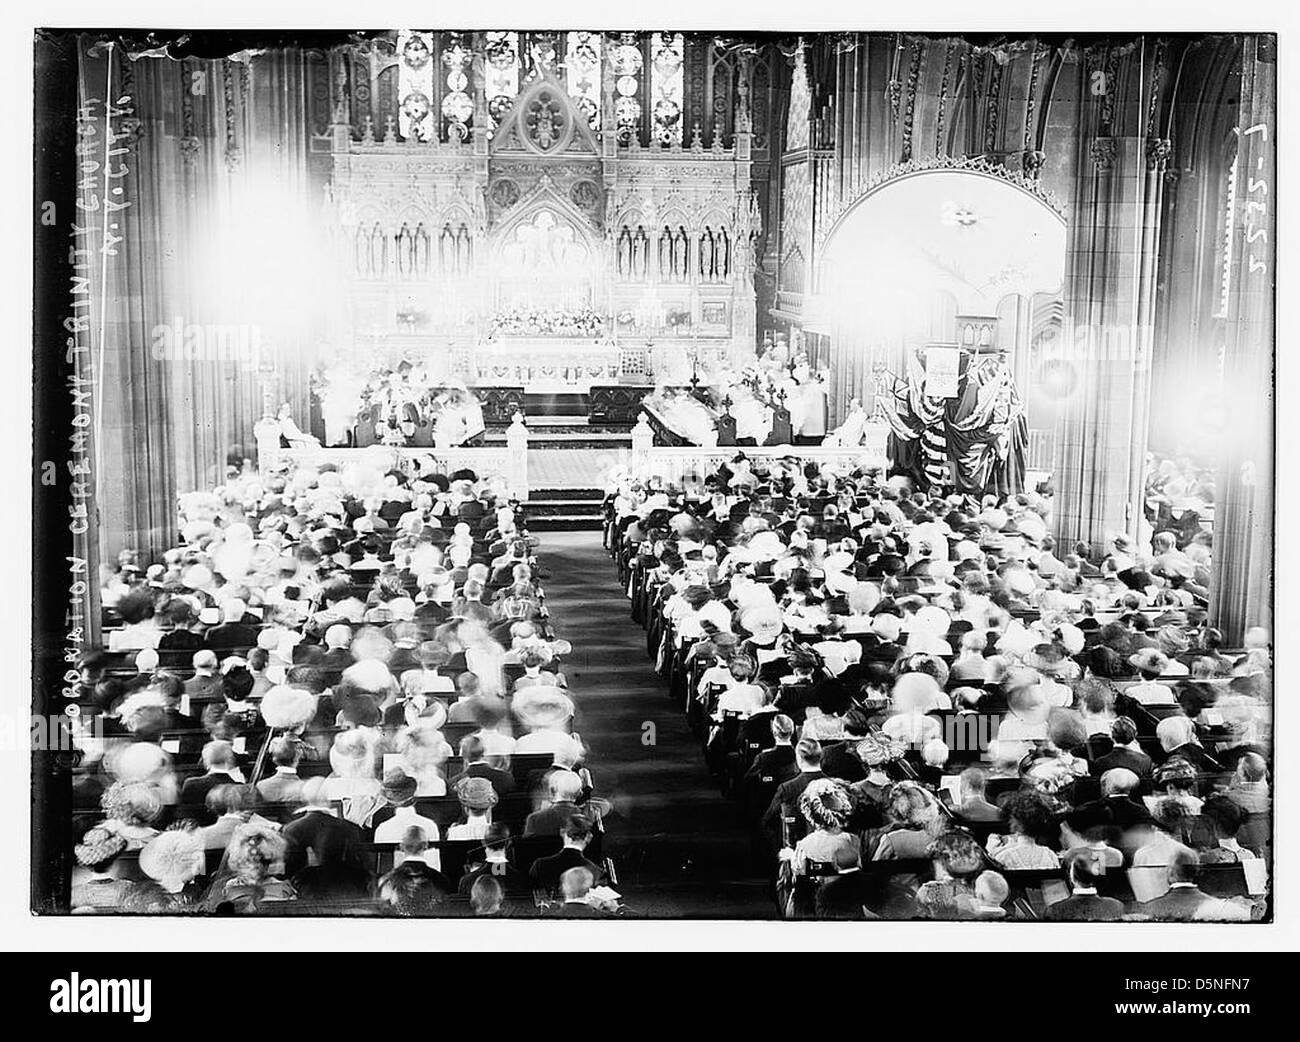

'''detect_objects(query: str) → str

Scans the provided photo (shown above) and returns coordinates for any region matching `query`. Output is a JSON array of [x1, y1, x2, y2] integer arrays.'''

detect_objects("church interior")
[[35, 29, 1275, 922]]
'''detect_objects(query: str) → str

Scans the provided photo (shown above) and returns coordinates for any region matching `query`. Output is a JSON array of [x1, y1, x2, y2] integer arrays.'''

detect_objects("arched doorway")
[[813, 163, 1067, 491]]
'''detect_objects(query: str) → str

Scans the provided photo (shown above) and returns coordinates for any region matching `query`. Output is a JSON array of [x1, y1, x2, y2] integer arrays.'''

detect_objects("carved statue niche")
[[617, 226, 633, 277], [633, 226, 649, 279], [700, 226, 716, 280]]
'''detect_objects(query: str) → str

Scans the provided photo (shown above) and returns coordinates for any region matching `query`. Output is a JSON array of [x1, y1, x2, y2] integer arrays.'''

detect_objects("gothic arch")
[[491, 178, 601, 253], [490, 67, 602, 157], [820, 161, 1066, 319]]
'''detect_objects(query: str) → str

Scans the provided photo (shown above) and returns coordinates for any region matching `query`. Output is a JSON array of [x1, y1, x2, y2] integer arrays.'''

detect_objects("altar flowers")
[[488, 305, 605, 337]]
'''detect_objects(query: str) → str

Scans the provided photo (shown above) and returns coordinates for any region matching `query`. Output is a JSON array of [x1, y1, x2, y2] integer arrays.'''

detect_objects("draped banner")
[[876, 349, 1028, 497]]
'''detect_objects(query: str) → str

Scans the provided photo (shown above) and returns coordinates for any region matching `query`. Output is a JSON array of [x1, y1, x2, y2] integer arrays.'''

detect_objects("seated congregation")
[[68, 456, 620, 917], [607, 453, 1271, 921]]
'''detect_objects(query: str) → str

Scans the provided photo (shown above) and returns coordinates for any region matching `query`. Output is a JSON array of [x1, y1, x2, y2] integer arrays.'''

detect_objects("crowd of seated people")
[[68, 455, 622, 917], [607, 453, 1271, 921]]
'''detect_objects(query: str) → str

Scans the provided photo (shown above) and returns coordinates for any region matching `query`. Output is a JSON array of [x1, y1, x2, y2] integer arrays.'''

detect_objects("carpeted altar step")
[[524, 487, 605, 531], [484, 424, 632, 439], [532, 487, 605, 500], [486, 431, 632, 450]]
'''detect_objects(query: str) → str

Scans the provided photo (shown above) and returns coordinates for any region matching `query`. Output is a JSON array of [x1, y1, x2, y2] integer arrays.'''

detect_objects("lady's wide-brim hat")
[[513, 686, 574, 730], [418, 641, 452, 668], [381, 768, 418, 805], [139, 830, 205, 887], [747, 531, 785, 560], [75, 826, 127, 867], [1023, 643, 1069, 674], [454, 776, 499, 811], [1128, 647, 1171, 674], [741, 607, 784, 643]]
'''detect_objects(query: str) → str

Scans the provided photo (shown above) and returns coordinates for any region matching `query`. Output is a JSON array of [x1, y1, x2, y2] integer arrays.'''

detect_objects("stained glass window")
[[565, 32, 602, 129], [396, 30, 435, 142], [485, 31, 520, 135], [441, 33, 473, 142], [650, 32, 685, 145], [528, 32, 560, 73], [610, 35, 643, 145]]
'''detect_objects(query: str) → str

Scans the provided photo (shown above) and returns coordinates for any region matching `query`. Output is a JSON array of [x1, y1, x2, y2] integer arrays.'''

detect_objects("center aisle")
[[538, 530, 774, 918]]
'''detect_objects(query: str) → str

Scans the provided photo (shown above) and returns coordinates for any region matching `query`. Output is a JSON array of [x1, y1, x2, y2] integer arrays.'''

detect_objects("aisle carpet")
[[539, 530, 775, 918]]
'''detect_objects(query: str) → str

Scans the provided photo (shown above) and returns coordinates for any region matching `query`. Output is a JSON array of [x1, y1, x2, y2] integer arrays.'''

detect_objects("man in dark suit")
[[747, 715, 797, 780], [528, 815, 603, 898], [761, 738, 825, 850], [1091, 767, 1156, 829], [457, 824, 533, 901], [147, 672, 199, 733], [449, 734, 515, 799], [546, 866, 609, 917], [158, 599, 205, 651], [814, 846, 878, 920], [523, 772, 587, 838], [738, 705, 779, 756], [1091, 717, 1154, 782], [821, 738, 866, 784], [1045, 855, 1125, 921], [204, 600, 261, 650], [1139, 850, 1215, 921], [414, 596, 451, 624], [317, 625, 354, 671], [954, 766, 1004, 822], [183, 650, 225, 704], [281, 780, 369, 878], [740, 715, 798, 822], [178, 741, 245, 824]]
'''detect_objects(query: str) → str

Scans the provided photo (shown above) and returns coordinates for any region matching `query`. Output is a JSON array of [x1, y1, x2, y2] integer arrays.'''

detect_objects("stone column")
[[1210, 36, 1275, 641], [1051, 133, 1163, 554]]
